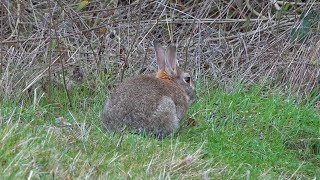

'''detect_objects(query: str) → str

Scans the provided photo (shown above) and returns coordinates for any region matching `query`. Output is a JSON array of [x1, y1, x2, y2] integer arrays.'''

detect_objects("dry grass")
[[0, 0, 320, 100]]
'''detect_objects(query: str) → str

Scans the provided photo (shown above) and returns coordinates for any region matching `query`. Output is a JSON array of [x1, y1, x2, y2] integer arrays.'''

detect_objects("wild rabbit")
[[101, 41, 197, 139]]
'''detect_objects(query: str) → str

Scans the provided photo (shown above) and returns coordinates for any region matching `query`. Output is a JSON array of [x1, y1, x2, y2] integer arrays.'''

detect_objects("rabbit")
[[101, 41, 197, 139]]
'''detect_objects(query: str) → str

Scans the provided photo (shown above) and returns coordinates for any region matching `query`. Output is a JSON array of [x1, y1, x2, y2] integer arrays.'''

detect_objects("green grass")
[[0, 79, 319, 179]]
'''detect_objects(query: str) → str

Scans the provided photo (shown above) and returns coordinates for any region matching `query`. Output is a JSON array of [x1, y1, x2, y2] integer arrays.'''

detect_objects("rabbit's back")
[[102, 75, 189, 137]]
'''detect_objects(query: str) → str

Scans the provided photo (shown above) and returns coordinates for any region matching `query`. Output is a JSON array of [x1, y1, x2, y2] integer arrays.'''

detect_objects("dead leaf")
[[187, 118, 198, 127]]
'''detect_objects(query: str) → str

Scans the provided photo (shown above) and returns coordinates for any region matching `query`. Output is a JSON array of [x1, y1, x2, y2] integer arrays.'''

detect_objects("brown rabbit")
[[101, 41, 197, 139]]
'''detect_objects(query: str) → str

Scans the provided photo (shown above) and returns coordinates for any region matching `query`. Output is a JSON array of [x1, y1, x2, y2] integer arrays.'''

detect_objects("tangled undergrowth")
[[0, 0, 320, 102]]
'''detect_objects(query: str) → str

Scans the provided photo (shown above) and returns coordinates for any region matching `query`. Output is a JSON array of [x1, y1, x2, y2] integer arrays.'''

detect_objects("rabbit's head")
[[154, 41, 197, 105]]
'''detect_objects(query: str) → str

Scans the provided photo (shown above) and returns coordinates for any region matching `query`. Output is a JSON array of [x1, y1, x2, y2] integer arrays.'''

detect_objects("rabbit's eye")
[[184, 76, 191, 84]]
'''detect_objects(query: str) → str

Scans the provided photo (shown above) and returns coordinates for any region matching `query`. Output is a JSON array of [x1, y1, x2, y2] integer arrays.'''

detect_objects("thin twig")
[[48, 0, 73, 108]]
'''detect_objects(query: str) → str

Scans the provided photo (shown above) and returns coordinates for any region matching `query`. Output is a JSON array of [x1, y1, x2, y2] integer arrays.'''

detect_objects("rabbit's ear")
[[166, 45, 178, 75], [154, 41, 166, 70]]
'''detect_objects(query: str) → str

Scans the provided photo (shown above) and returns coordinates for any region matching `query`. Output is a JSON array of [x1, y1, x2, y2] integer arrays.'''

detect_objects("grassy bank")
[[0, 80, 319, 178]]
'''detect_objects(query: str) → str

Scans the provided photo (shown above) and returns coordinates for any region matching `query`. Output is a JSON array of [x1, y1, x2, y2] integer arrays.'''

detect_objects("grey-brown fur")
[[101, 41, 197, 138]]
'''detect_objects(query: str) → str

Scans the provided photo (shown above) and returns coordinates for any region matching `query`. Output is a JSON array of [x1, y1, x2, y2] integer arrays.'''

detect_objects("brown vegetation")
[[1, 0, 320, 100]]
